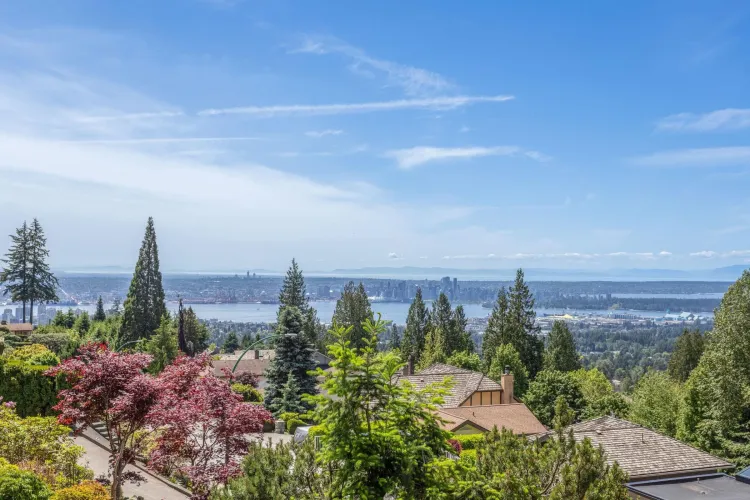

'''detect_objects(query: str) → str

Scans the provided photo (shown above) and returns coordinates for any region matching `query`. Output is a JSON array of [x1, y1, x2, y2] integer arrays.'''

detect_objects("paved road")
[[74, 429, 188, 500]]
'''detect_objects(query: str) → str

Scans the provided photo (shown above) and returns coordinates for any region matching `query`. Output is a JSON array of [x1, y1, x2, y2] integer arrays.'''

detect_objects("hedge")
[[50, 480, 109, 500], [453, 434, 485, 450], [0, 359, 60, 417], [0, 459, 52, 500]]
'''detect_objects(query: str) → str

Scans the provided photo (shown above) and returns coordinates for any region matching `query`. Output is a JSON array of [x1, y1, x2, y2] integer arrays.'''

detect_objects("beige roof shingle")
[[393, 363, 503, 408], [437, 404, 548, 436], [560, 416, 732, 480]]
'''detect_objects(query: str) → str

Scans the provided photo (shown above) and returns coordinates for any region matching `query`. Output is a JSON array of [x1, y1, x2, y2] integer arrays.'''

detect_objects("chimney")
[[254, 349, 260, 360], [403, 355, 415, 376], [500, 366, 514, 404]]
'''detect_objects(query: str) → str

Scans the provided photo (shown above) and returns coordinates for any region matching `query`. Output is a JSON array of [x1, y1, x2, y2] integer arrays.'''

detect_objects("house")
[[0, 322, 33, 335], [556, 416, 732, 482], [626, 472, 750, 499], [392, 363, 547, 436]]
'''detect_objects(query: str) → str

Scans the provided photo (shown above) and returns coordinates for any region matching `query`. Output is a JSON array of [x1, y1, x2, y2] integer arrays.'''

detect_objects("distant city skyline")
[[1, 1, 749, 270]]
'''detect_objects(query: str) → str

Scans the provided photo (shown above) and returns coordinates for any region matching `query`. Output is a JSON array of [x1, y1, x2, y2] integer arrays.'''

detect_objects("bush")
[[234, 372, 260, 388], [458, 449, 477, 465], [453, 434, 484, 450], [279, 412, 304, 435], [231, 383, 263, 403], [0, 459, 51, 500], [4, 344, 60, 367], [0, 359, 60, 417], [50, 480, 109, 500], [27, 334, 79, 360]]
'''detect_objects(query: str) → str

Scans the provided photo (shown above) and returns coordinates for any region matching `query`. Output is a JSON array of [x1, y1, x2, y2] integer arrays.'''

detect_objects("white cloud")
[[385, 145, 548, 169], [690, 251, 719, 258], [632, 147, 750, 167], [656, 108, 750, 132], [659, 251, 672, 257], [63, 136, 263, 144], [292, 36, 451, 96], [198, 95, 514, 117], [388, 252, 400, 259], [305, 129, 344, 138], [74, 110, 184, 123]]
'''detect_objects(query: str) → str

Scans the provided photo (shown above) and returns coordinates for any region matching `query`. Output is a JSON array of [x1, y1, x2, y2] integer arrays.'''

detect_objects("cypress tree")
[[401, 288, 430, 364], [264, 306, 318, 413], [332, 281, 373, 349], [177, 297, 188, 353], [121, 217, 166, 342], [482, 287, 509, 369], [544, 321, 581, 372], [93, 296, 107, 322], [0, 222, 30, 322], [507, 269, 544, 378]]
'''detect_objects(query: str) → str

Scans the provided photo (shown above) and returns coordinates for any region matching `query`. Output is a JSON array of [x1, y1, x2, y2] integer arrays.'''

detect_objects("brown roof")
[[437, 404, 547, 436], [561, 416, 732, 480], [211, 358, 270, 378], [393, 363, 503, 408], [3, 323, 33, 334]]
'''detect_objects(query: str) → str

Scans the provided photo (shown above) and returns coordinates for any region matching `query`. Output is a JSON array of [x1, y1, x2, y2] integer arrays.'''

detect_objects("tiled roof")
[[393, 363, 503, 408], [561, 416, 732, 480], [4, 323, 33, 334], [437, 404, 548, 436], [211, 359, 270, 378]]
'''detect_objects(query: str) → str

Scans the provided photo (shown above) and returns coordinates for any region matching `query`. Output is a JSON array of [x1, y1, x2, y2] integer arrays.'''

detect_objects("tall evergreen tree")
[[667, 329, 705, 383], [418, 325, 447, 370], [0, 222, 30, 322], [224, 331, 240, 353], [506, 269, 544, 378], [264, 306, 318, 414], [121, 217, 166, 342], [388, 323, 401, 351], [401, 288, 430, 365], [183, 305, 209, 355], [145, 315, 179, 374], [74, 311, 91, 335], [332, 281, 373, 350], [278, 259, 321, 349], [431, 292, 453, 338], [26, 219, 58, 324], [452, 304, 473, 353], [93, 296, 107, 322], [177, 297, 188, 353], [544, 321, 581, 372], [482, 287, 509, 370], [271, 372, 306, 416]]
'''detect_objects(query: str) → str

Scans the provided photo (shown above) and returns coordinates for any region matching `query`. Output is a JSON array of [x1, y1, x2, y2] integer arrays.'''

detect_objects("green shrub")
[[459, 449, 477, 465], [279, 412, 305, 435], [0, 460, 51, 500], [4, 345, 60, 367], [231, 383, 263, 403], [0, 359, 60, 417], [50, 480, 109, 500], [453, 434, 484, 450], [26, 334, 79, 360]]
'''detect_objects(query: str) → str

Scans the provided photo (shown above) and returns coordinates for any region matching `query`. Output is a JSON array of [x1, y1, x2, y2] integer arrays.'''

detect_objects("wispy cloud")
[[198, 95, 513, 117], [305, 129, 344, 138], [62, 136, 263, 145], [291, 35, 451, 96], [632, 147, 750, 167], [656, 108, 750, 132], [690, 250, 719, 258], [74, 111, 184, 123], [385, 146, 548, 169], [388, 252, 401, 260], [690, 250, 750, 258]]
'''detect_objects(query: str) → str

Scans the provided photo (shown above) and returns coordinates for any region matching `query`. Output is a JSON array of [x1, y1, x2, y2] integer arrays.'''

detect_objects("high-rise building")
[[453, 278, 458, 298]]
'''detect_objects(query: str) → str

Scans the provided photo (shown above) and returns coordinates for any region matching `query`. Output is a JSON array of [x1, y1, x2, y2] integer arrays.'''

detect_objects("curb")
[[76, 428, 192, 497]]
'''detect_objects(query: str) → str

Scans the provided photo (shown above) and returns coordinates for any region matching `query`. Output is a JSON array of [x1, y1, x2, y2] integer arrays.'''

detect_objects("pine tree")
[[93, 296, 107, 322], [121, 217, 166, 342], [272, 372, 306, 416], [224, 331, 240, 353], [74, 311, 91, 335], [401, 288, 430, 365], [332, 281, 373, 350], [482, 287, 509, 370], [177, 298, 188, 353], [506, 269, 544, 378], [264, 306, 318, 413], [26, 219, 58, 324], [431, 293, 453, 339], [452, 304, 473, 353], [278, 259, 321, 349], [0, 222, 30, 322], [545, 321, 581, 372]]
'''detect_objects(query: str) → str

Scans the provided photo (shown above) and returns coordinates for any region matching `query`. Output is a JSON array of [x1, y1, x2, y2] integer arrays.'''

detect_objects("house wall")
[[460, 390, 502, 407], [452, 422, 485, 435]]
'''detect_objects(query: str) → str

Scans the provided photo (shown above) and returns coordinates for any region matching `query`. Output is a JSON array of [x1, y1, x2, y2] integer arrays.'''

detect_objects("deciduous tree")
[[488, 343, 529, 397], [630, 370, 681, 437], [524, 370, 585, 427]]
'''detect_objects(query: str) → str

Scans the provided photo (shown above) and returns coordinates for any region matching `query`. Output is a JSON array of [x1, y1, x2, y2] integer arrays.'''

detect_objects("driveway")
[[74, 429, 188, 500]]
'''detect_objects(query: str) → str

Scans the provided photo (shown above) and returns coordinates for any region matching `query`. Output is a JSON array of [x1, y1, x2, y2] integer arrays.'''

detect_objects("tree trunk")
[[29, 298, 34, 325], [22, 300, 26, 323]]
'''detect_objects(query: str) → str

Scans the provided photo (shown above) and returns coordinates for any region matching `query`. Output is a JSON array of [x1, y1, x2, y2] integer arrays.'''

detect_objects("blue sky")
[[0, 0, 749, 272]]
